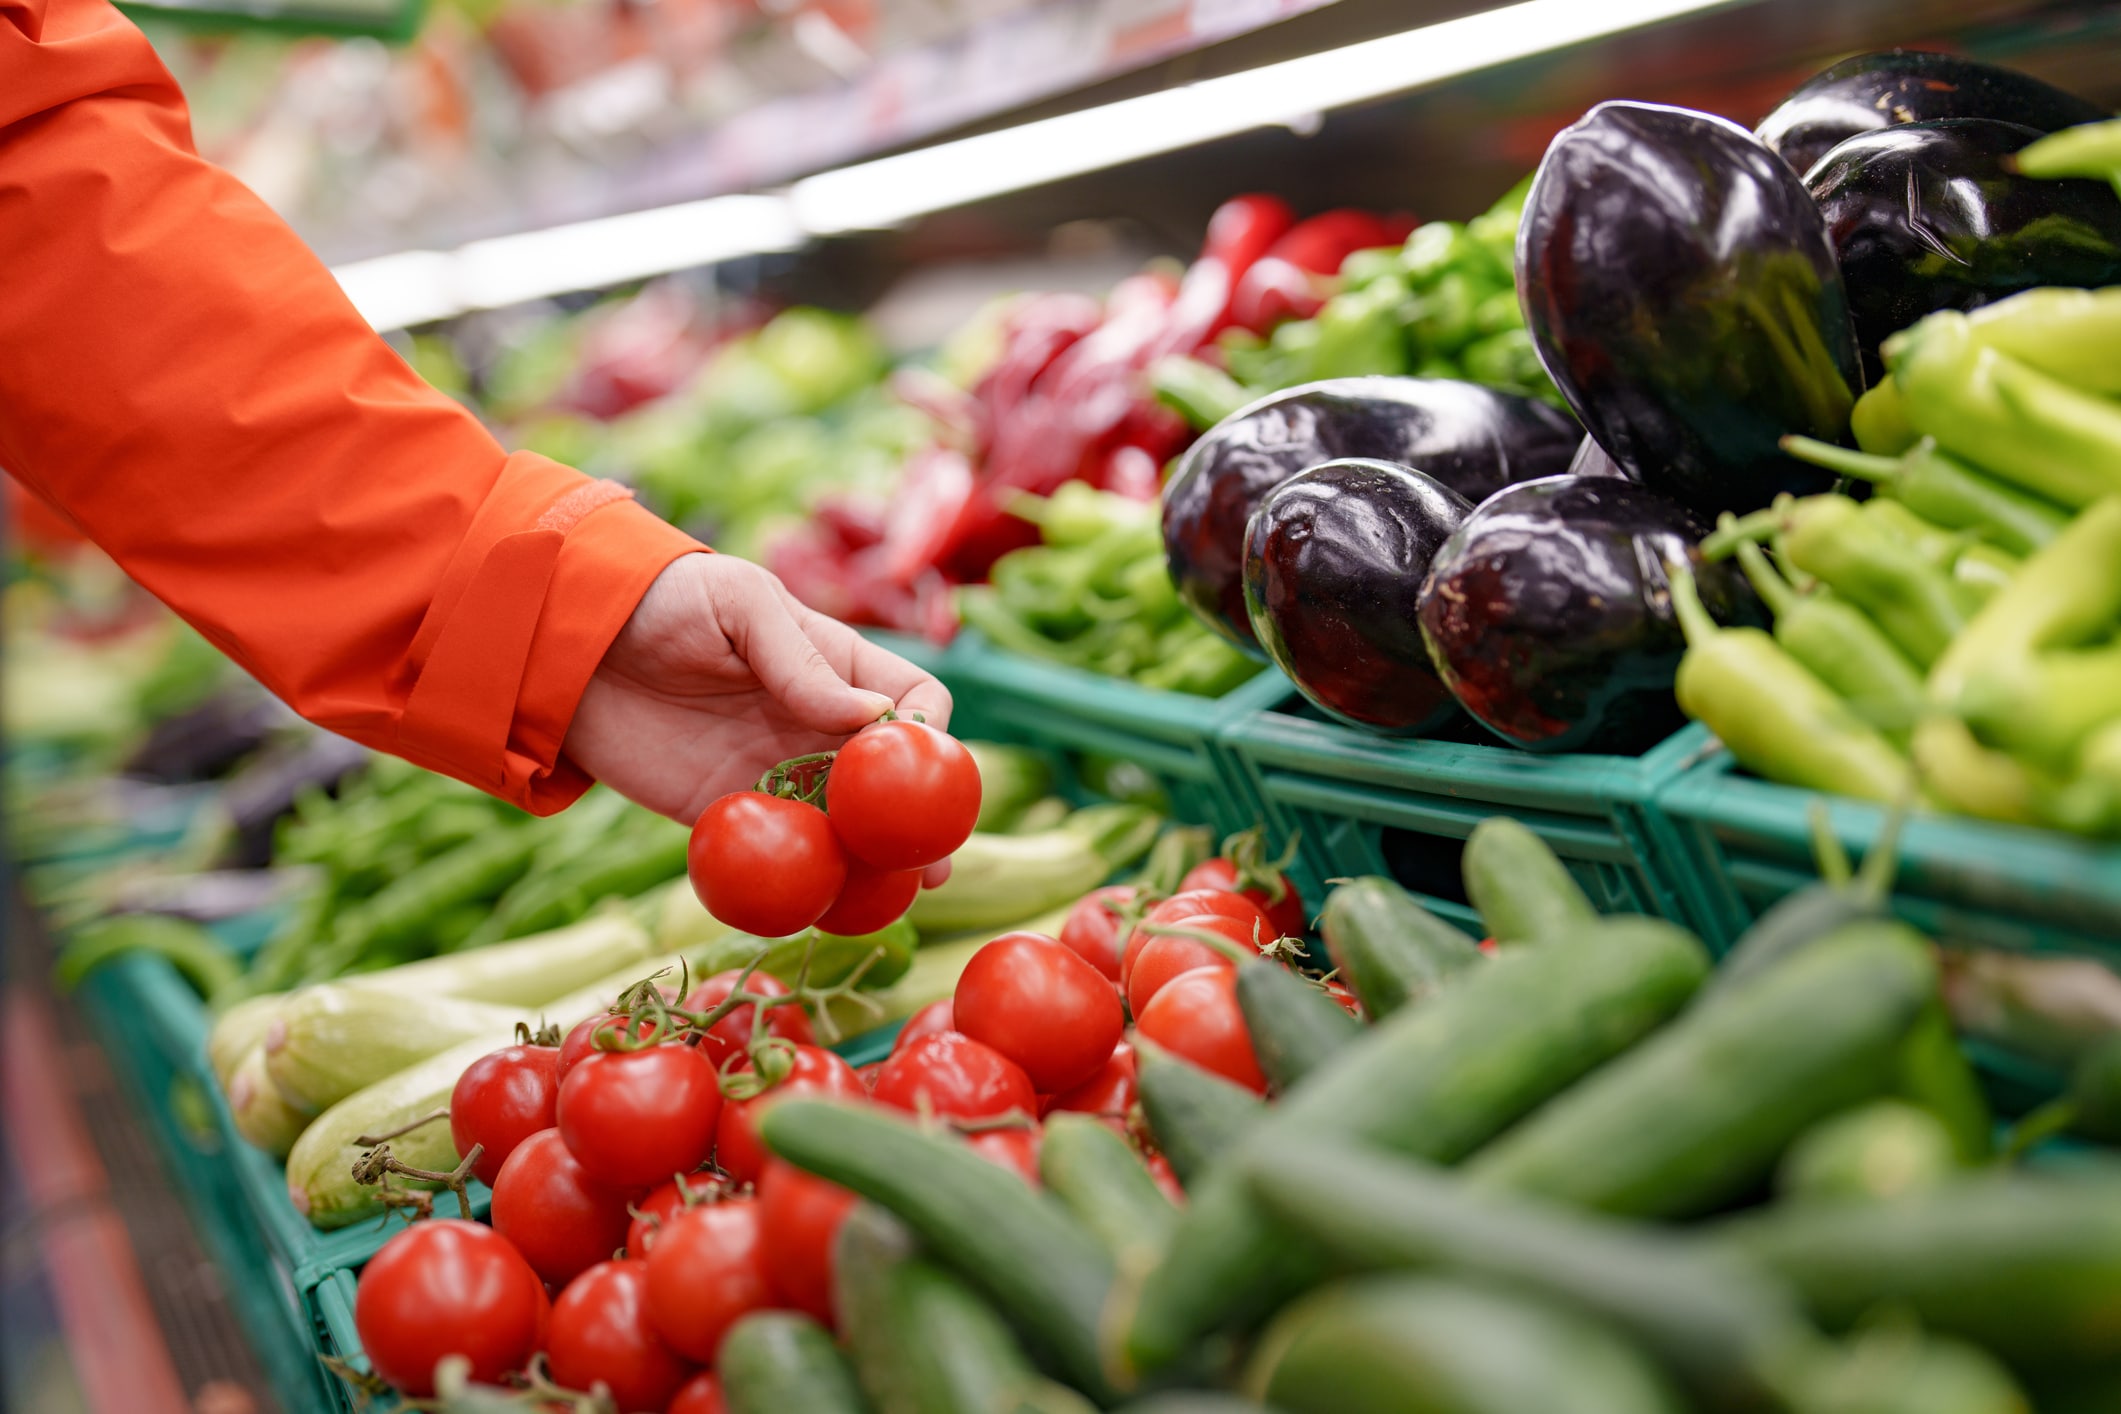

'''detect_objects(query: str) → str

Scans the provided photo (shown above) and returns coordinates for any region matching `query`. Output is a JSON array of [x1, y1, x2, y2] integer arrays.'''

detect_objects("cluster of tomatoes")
[[686, 719, 980, 939]]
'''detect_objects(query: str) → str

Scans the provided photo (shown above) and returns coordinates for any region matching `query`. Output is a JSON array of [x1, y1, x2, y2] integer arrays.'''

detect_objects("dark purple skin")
[[1416, 475, 1760, 756], [1756, 49, 2109, 180], [1809, 118, 2121, 381], [1566, 435, 1634, 481], [1162, 377, 1579, 652], [1243, 458, 1473, 734], [1519, 101, 1864, 521]]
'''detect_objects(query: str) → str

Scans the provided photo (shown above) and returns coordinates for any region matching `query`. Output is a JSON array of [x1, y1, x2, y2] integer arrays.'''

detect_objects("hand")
[[564, 553, 955, 834]]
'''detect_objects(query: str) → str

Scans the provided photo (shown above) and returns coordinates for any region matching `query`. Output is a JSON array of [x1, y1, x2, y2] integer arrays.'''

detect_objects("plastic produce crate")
[[1221, 703, 1713, 938], [1657, 745, 2121, 966]]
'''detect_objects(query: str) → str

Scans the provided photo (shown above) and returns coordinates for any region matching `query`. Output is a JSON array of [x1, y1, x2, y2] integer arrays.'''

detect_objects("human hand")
[[564, 554, 954, 837]]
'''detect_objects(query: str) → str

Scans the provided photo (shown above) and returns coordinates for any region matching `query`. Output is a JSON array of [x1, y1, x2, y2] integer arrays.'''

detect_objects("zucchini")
[[1716, 1176, 2121, 1370], [834, 1202, 1047, 1414], [968, 741, 1057, 833], [1245, 1275, 1688, 1414], [718, 1312, 869, 1414], [1777, 1100, 1959, 1204], [1039, 1114, 1177, 1276], [1460, 817, 1597, 946], [1242, 1142, 1818, 1412], [208, 992, 288, 1088], [1133, 1038, 1266, 1184], [908, 805, 1160, 934], [1791, 1324, 2027, 1414], [1235, 963, 1360, 1090], [1319, 876, 1482, 1019], [763, 1100, 1118, 1402], [226, 1044, 310, 1159], [1466, 922, 1935, 1219], [1122, 918, 1709, 1380], [53, 915, 240, 998], [340, 910, 656, 1008], [822, 907, 1073, 1042], [263, 986, 526, 1115]]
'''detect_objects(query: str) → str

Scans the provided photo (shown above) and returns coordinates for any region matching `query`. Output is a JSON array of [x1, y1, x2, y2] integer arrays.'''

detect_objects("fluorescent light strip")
[[333, 0, 1736, 329]]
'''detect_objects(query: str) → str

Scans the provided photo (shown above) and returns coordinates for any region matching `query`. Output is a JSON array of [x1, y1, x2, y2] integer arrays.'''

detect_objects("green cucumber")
[[1243, 1142, 1818, 1412], [1121, 918, 1710, 1380], [1699, 884, 1882, 1002], [1777, 1101, 1960, 1204], [719, 1312, 869, 1414], [1039, 1114, 1176, 1276], [1245, 1275, 1687, 1414], [1716, 1176, 2121, 1369], [834, 1204, 1043, 1414], [1133, 1038, 1265, 1184], [1893, 1001, 1992, 1162], [762, 1100, 1117, 1401], [1461, 817, 1597, 946], [1466, 922, 1935, 1218], [1319, 876, 1481, 1019], [1235, 963, 1360, 1090], [1791, 1324, 2027, 1414]]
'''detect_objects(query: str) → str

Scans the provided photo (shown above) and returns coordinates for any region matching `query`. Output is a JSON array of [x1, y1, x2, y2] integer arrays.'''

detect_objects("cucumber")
[[1039, 1114, 1177, 1275], [1242, 1142, 1818, 1412], [1319, 877, 1481, 1020], [763, 1099, 1118, 1401], [1133, 1038, 1265, 1184], [1460, 817, 1597, 946], [1235, 963, 1360, 1090], [1791, 1324, 2027, 1414], [1777, 1101, 1959, 1204], [1466, 922, 1935, 1218], [908, 805, 1160, 934], [834, 1202, 1046, 1414], [1122, 918, 1710, 1379], [719, 1311, 869, 1414], [1893, 1002, 1992, 1162], [264, 986, 526, 1115], [1245, 1275, 1688, 1414], [226, 1044, 310, 1159], [1716, 1176, 2121, 1369], [207, 992, 288, 1088], [1699, 884, 1882, 1002]]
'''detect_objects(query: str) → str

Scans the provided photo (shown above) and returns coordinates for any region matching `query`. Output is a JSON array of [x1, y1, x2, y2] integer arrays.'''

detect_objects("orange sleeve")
[[0, 0, 706, 813]]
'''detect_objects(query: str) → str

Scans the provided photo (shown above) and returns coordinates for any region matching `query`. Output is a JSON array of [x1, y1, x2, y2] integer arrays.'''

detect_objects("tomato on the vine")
[[669, 1372, 726, 1414], [893, 997, 954, 1054], [1181, 853, 1306, 940], [824, 720, 981, 870], [490, 1128, 635, 1287], [547, 1260, 695, 1414], [627, 1174, 713, 1258], [965, 1126, 1042, 1185], [1143, 1150, 1186, 1204], [558, 1043, 722, 1189], [1124, 914, 1249, 1016], [684, 971, 813, 1073], [871, 1032, 1035, 1121], [1135, 964, 1267, 1093], [815, 859, 922, 936], [690, 793, 848, 936], [756, 1160, 856, 1326], [953, 932, 1123, 1094], [1120, 889, 1269, 991], [1323, 978, 1361, 1016], [1058, 885, 1137, 981], [559, 1011, 666, 1082], [1046, 1041, 1136, 1120], [450, 1043, 559, 1187], [644, 1199, 773, 1363], [714, 1044, 864, 1184], [355, 1220, 545, 1397]]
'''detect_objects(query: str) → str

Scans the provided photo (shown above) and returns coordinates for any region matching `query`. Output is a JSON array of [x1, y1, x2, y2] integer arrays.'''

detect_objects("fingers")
[[921, 858, 953, 890], [728, 576, 897, 734], [785, 590, 955, 733]]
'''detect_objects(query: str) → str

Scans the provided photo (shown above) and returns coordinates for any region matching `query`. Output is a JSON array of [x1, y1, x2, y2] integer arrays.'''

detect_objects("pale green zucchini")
[[227, 1044, 310, 1159], [264, 987, 529, 1115]]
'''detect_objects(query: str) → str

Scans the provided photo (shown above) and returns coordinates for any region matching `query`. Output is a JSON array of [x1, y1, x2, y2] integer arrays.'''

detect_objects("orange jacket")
[[1, 0, 704, 813]]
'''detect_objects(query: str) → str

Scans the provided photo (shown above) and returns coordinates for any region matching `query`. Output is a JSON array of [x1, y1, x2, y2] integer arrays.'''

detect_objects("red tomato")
[[815, 859, 922, 935], [645, 1199, 774, 1363], [1058, 885, 1137, 980], [953, 932, 1125, 1094], [1120, 890, 1269, 990], [558, 1044, 723, 1189], [559, 1012, 665, 1082], [627, 1175, 712, 1258], [669, 1372, 726, 1414], [683, 971, 813, 1073], [757, 1160, 856, 1326], [690, 793, 848, 937], [1047, 1042, 1136, 1120], [824, 720, 981, 871], [490, 1128, 635, 1287], [965, 1127, 1042, 1185], [449, 1044, 560, 1187], [1144, 1150, 1186, 1204], [1181, 855, 1306, 939], [1479, 936, 1498, 954], [714, 1045, 865, 1184], [871, 1033, 1035, 1122], [355, 1220, 544, 1397], [1136, 965, 1267, 1094], [1324, 978, 1362, 1016], [548, 1260, 694, 1414], [1125, 915, 1248, 1017], [893, 998, 954, 1054]]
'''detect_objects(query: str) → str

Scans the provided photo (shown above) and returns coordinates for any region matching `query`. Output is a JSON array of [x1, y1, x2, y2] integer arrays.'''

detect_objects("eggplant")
[[1242, 458, 1473, 733], [1757, 50, 2109, 180], [1519, 101, 1863, 520], [1162, 377, 1578, 650], [1416, 475, 1758, 755], [1808, 118, 2121, 379], [1566, 435, 1633, 481]]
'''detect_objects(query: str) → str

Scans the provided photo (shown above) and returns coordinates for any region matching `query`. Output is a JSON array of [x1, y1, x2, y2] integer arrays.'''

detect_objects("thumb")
[[732, 585, 894, 733]]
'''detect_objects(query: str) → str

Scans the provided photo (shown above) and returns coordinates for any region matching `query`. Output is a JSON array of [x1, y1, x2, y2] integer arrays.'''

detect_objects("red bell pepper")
[[1228, 208, 1417, 333]]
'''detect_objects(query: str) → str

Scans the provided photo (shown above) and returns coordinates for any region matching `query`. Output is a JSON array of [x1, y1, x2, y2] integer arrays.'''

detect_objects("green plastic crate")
[[1220, 705, 1712, 939], [1657, 745, 2121, 964]]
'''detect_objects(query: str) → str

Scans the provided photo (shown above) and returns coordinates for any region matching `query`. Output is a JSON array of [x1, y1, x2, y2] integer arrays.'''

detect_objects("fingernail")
[[854, 690, 896, 720]]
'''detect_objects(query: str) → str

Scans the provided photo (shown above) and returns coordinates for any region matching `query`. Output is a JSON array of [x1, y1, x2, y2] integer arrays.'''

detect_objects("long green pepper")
[[1781, 435, 2069, 558]]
